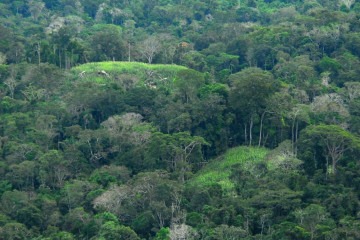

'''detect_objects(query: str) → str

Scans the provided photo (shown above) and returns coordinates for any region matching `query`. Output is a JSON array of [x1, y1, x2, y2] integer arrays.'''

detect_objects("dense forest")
[[0, 0, 360, 239]]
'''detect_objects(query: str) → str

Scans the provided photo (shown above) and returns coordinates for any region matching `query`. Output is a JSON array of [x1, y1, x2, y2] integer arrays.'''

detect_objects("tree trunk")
[[325, 156, 329, 179], [258, 112, 266, 147], [332, 159, 337, 174], [128, 42, 131, 62], [37, 42, 41, 65], [291, 117, 296, 153], [330, 152, 340, 175], [263, 132, 269, 147], [244, 123, 247, 144], [249, 116, 253, 146], [179, 167, 185, 184], [59, 49, 62, 69], [295, 120, 299, 156], [64, 53, 68, 69]]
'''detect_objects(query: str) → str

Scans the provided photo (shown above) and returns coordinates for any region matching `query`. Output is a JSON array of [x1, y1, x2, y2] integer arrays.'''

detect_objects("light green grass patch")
[[73, 61, 187, 75], [188, 146, 268, 195], [71, 61, 189, 88]]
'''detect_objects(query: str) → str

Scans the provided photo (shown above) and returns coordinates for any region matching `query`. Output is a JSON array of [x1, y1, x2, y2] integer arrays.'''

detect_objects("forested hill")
[[0, 0, 360, 239]]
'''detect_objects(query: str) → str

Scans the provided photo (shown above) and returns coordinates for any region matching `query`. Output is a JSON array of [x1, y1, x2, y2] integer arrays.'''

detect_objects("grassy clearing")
[[189, 146, 268, 195], [72, 61, 187, 76], [71, 61, 189, 87]]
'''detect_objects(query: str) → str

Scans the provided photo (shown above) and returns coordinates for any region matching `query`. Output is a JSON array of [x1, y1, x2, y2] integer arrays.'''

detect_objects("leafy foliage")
[[0, 0, 359, 239]]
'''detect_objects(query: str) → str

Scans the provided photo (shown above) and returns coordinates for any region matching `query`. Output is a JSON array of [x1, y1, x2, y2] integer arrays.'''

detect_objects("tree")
[[346, 32, 360, 58], [310, 93, 349, 125], [190, 93, 228, 157], [100, 113, 155, 171], [287, 104, 311, 154], [51, 26, 85, 68], [101, 113, 153, 150], [174, 69, 205, 104], [94, 170, 181, 233], [169, 223, 198, 240], [307, 25, 341, 55], [273, 55, 317, 88], [229, 67, 279, 146], [93, 185, 132, 218], [78, 0, 103, 18], [6, 161, 37, 190], [60, 180, 96, 212], [294, 204, 334, 240], [1, 190, 29, 218], [89, 165, 130, 187], [98, 221, 140, 240], [0, 222, 31, 240], [27, 0, 45, 21], [263, 91, 295, 147], [64, 80, 125, 125], [344, 82, 360, 101], [236, 7, 260, 23], [38, 150, 69, 189], [148, 132, 208, 182], [212, 225, 247, 240], [131, 171, 181, 231], [0, 52, 6, 64], [139, 36, 161, 64], [151, 98, 191, 134], [45, 230, 75, 240], [16, 204, 42, 229], [0, 25, 12, 57], [154, 227, 170, 240], [4, 65, 20, 99], [89, 24, 126, 61], [7, 41, 26, 64], [77, 129, 110, 166], [21, 63, 64, 96], [35, 194, 61, 230], [33, 114, 59, 150], [299, 124, 360, 174], [340, 0, 355, 9], [59, 0, 83, 15], [124, 20, 136, 62], [265, 140, 303, 172], [62, 207, 92, 235], [336, 216, 360, 239]]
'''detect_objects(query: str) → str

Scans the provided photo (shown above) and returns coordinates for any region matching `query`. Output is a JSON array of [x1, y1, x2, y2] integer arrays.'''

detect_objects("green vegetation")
[[189, 147, 268, 193], [71, 61, 191, 87], [0, 0, 359, 239], [73, 61, 187, 73]]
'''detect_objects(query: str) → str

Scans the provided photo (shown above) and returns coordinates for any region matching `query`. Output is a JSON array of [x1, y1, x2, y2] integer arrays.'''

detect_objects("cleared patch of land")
[[188, 146, 268, 194]]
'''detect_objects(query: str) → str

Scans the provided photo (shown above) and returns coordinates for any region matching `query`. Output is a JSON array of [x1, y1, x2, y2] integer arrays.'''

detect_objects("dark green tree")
[[229, 67, 279, 145]]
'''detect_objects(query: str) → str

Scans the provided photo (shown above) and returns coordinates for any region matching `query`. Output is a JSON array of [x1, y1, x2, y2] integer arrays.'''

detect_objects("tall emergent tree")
[[229, 67, 279, 146], [299, 124, 360, 174]]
